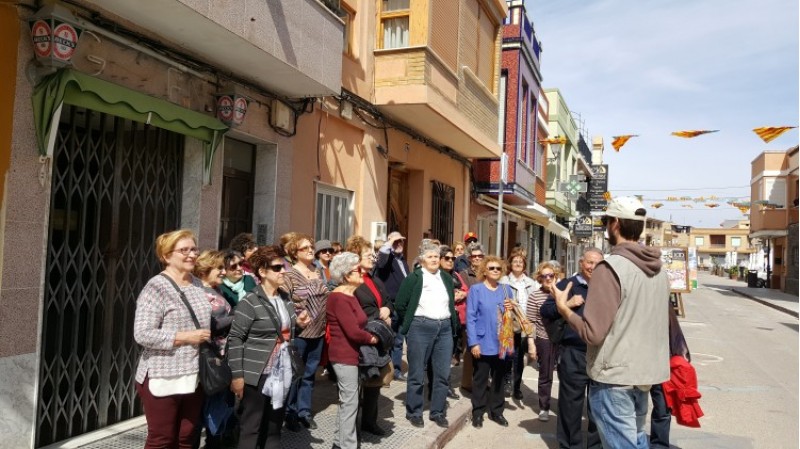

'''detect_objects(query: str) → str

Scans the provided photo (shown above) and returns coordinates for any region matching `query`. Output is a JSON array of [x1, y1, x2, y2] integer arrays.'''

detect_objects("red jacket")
[[662, 355, 704, 427]]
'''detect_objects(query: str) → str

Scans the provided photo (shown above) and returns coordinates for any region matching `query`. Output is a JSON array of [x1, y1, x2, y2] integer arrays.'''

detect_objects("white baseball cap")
[[605, 196, 647, 221]]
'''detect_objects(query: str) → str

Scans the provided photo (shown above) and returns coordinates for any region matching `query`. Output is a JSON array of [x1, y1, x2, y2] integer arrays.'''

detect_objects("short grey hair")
[[467, 242, 484, 254], [329, 251, 361, 284], [581, 247, 603, 260], [418, 240, 441, 260]]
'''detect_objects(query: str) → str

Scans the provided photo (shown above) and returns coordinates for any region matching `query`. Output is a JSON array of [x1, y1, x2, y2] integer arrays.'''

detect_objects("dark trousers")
[[471, 355, 508, 419], [535, 337, 558, 411], [391, 311, 406, 374], [649, 383, 671, 448], [136, 377, 204, 449], [557, 345, 602, 449], [405, 317, 453, 419], [361, 385, 381, 428], [286, 336, 324, 419], [510, 333, 529, 393], [238, 375, 285, 449]]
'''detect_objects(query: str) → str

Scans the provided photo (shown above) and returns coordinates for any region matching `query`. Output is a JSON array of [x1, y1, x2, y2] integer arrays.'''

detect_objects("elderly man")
[[552, 197, 670, 448], [374, 231, 411, 381], [541, 247, 604, 449]]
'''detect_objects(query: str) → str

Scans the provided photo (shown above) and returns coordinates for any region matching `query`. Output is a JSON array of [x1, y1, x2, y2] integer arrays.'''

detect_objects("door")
[[388, 169, 409, 238], [36, 105, 184, 446], [219, 138, 255, 248]]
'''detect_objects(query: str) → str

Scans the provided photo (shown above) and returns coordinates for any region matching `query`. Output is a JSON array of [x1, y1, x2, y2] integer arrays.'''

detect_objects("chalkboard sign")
[[659, 247, 691, 293]]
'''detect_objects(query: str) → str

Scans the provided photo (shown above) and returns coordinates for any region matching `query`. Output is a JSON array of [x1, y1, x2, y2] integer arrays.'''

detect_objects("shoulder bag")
[[160, 274, 232, 396], [258, 295, 304, 385]]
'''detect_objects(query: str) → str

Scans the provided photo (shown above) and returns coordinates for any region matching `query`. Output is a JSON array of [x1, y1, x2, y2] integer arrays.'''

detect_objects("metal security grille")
[[430, 180, 455, 244], [36, 105, 184, 447]]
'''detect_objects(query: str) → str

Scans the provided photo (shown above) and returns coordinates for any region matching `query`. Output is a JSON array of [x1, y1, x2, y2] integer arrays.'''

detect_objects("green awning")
[[32, 68, 228, 183]]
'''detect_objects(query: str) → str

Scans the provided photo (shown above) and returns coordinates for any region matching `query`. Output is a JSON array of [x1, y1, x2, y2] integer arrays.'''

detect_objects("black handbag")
[[259, 295, 304, 385], [544, 317, 566, 344], [161, 274, 232, 396]]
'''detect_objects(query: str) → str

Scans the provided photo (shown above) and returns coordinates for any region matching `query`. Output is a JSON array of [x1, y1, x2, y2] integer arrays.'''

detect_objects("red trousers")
[[136, 377, 204, 449]]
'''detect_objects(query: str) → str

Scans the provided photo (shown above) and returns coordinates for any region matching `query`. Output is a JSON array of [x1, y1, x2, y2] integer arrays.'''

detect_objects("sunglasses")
[[469, 254, 484, 259], [173, 247, 200, 256], [539, 273, 555, 279], [267, 264, 286, 273], [486, 266, 502, 272], [228, 262, 242, 270], [318, 248, 334, 255], [442, 256, 454, 261], [298, 245, 314, 252]]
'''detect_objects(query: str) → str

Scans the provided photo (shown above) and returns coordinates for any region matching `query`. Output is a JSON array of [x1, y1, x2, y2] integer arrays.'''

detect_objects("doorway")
[[219, 138, 255, 248]]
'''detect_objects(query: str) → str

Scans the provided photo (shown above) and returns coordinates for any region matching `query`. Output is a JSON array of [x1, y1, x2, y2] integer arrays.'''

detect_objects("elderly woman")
[[499, 252, 539, 400], [282, 233, 330, 431], [467, 256, 513, 429], [347, 235, 392, 436], [219, 250, 257, 308], [327, 252, 381, 449], [526, 261, 559, 422], [133, 229, 211, 449], [193, 250, 235, 448], [395, 241, 458, 429], [227, 246, 310, 449]]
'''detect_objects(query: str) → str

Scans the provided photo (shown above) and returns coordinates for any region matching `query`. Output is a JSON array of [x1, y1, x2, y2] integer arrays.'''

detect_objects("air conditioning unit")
[[270, 99, 295, 134], [370, 221, 387, 246]]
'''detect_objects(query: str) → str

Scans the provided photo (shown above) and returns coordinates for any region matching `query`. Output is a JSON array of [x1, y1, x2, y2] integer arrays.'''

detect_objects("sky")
[[529, 0, 799, 227]]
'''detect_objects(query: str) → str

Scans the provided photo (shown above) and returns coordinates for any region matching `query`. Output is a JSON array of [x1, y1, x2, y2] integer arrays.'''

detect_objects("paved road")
[[445, 272, 799, 449]]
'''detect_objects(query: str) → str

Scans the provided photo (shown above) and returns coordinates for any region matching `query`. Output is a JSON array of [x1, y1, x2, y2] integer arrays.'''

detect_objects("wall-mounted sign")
[[588, 164, 609, 212], [215, 93, 249, 127], [574, 215, 593, 238], [28, 4, 83, 67]]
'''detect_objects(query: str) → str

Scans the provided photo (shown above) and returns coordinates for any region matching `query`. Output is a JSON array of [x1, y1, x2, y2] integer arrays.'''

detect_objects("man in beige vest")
[[552, 196, 669, 448]]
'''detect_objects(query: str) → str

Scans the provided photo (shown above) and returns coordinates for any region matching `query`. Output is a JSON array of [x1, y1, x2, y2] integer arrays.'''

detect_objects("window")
[[762, 177, 787, 208], [379, 0, 409, 49], [431, 181, 455, 245], [731, 237, 741, 248], [694, 236, 704, 246], [340, 5, 355, 56], [517, 82, 527, 164], [498, 72, 507, 146], [534, 140, 545, 179], [710, 235, 725, 246], [315, 184, 353, 243]]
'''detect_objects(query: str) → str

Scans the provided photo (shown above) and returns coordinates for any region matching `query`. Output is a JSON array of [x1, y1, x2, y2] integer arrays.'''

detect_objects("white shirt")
[[415, 269, 451, 320], [503, 273, 540, 316]]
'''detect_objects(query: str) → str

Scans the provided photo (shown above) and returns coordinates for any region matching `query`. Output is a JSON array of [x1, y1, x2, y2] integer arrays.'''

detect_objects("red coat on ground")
[[662, 355, 704, 427]]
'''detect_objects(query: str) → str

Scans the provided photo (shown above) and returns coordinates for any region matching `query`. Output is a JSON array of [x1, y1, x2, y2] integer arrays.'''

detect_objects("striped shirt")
[[133, 275, 211, 384], [281, 267, 329, 338], [526, 288, 551, 340]]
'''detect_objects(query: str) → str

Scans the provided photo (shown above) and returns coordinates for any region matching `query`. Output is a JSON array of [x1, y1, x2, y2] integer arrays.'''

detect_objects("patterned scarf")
[[497, 285, 515, 360], [222, 277, 247, 301]]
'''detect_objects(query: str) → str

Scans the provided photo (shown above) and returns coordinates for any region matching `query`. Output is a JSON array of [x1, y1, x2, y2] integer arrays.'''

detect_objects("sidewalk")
[[697, 272, 799, 317], [75, 365, 472, 449]]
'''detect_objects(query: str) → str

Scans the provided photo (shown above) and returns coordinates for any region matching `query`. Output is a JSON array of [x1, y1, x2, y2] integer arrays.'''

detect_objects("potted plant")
[[728, 266, 738, 280]]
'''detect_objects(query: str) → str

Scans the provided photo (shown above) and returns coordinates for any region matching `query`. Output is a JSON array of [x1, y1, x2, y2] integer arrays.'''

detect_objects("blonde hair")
[[155, 229, 196, 266], [477, 255, 506, 281], [193, 250, 226, 280], [286, 233, 314, 260], [534, 261, 557, 278], [345, 235, 372, 254]]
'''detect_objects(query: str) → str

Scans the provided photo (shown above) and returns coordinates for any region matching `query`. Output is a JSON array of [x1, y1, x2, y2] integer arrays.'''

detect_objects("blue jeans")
[[391, 311, 405, 375], [286, 336, 324, 419], [589, 381, 650, 449], [405, 316, 453, 419]]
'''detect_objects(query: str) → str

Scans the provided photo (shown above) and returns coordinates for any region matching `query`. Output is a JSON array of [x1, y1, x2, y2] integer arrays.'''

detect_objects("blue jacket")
[[373, 245, 409, 300], [540, 274, 589, 349], [466, 283, 508, 356]]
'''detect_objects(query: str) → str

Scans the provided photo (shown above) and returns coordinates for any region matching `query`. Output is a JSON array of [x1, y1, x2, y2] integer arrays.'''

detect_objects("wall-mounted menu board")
[[659, 247, 691, 293]]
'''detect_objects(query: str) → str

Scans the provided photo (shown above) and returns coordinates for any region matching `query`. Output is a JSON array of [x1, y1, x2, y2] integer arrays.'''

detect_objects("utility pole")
[[496, 153, 508, 257]]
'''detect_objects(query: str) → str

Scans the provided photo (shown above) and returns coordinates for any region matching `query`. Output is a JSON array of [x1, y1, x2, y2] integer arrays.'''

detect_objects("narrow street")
[[445, 272, 799, 449]]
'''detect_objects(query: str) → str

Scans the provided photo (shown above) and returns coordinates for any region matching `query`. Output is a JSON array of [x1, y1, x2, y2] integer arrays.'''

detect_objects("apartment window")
[[762, 177, 787, 208], [431, 181, 455, 245], [694, 236, 704, 246], [731, 237, 741, 248], [517, 82, 528, 164], [534, 140, 544, 179], [315, 184, 353, 243], [498, 72, 507, 146], [340, 5, 355, 56], [379, 0, 409, 49], [710, 235, 725, 246]]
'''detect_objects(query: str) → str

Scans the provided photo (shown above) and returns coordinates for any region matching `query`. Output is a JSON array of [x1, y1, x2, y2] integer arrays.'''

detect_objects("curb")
[[730, 289, 799, 318], [431, 398, 472, 449]]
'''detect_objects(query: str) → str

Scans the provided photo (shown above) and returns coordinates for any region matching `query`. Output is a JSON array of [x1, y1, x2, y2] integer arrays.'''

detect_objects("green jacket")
[[394, 268, 459, 335]]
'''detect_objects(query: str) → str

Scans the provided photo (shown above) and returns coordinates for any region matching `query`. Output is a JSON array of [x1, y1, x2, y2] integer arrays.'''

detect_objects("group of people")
[[132, 196, 690, 449]]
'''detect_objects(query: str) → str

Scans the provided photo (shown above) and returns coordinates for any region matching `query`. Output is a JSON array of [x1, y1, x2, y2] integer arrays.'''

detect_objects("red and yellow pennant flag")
[[752, 126, 796, 143], [611, 135, 637, 152], [539, 136, 567, 145], [671, 130, 719, 138]]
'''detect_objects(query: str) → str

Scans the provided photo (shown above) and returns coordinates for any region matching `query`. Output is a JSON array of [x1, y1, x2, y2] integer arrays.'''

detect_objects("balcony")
[[546, 190, 571, 217], [83, 0, 343, 97], [373, 46, 501, 158]]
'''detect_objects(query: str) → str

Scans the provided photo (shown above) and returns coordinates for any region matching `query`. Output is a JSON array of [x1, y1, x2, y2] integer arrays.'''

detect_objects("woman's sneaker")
[[538, 410, 550, 422]]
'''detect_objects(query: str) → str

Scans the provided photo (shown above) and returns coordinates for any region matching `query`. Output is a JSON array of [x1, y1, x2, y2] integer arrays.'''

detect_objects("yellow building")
[[688, 220, 755, 269]]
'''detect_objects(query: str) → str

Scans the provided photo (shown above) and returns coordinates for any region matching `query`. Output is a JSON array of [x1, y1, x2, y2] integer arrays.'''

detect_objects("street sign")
[[574, 215, 593, 238], [560, 174, 587, 200], [588, 164, 609, 212]]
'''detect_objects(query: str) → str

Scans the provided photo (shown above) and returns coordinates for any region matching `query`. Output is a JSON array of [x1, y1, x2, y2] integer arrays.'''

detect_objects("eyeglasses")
[[268, 264, 286, 273], [318, 248, 334, 255], [228, 262, 241, 270], [173, 247, 200, 256], [469, 254, 484, 259], [298, 245, 314, 253], [539, 273, 555, 279], [442, 256, 454, 261], [486, 266, 502, 272]]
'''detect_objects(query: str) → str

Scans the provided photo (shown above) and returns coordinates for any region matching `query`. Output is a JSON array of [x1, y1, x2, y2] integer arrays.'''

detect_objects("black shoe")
[[430, 415, 449, 428], [408, 416, 424, 428], [362, 423, 387, 436], [447, 388, 460, 400], [503, 383, 512, 398], [489, 414, 509, 427], [299, 416, 318, 430], [332, 445, 341, 449], [472, 416, 483, 428], [285, 416, 301, 432], [513, 390, 523, 400]]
